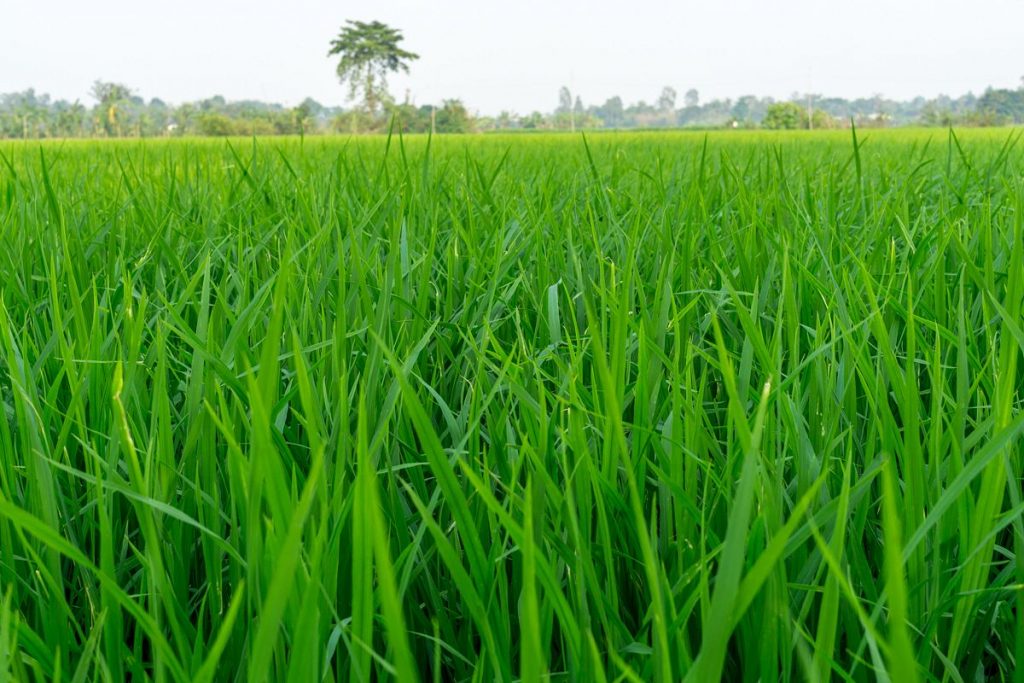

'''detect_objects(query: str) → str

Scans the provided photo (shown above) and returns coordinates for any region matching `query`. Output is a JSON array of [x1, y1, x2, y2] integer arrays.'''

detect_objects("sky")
[[2, 0, 1023, 114]]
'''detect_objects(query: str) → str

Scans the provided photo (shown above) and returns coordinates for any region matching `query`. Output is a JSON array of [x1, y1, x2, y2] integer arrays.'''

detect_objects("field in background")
[[1, 129, 1022, 681]]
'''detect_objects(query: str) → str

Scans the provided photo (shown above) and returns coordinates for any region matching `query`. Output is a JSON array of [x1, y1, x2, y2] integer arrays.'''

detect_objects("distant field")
[[0, 129, 1022, 681]]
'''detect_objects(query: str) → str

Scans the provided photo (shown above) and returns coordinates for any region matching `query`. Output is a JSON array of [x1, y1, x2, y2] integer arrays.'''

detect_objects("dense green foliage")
[[328, 20, 419, 130], [976, 88, 1024, 125], [762, 102, 806, 129], [0, 130, 1022, 681], [1, 84, 1016, 138]]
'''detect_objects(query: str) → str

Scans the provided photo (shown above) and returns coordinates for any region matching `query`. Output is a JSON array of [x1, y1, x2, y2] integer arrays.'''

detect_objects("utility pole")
[[807, 93, 813, 131], [430, 105, 436, 135]]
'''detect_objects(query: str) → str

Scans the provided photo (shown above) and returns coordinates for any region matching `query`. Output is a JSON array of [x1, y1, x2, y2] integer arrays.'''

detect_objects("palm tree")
[[327, 20, 418, 131]]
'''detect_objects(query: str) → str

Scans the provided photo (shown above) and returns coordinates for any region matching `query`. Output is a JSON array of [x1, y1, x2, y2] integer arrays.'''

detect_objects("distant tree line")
[[2, 81, 1022, 139], [479, 82, 1024, 131], [0, 80, 476, 139], [3, 20, 1021, 138]]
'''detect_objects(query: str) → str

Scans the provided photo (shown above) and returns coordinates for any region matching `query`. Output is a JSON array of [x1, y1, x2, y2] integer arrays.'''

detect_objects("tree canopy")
[[975, 87, 1024, 124], [327, 20, 418, 124], [91, 81, 133, 136]]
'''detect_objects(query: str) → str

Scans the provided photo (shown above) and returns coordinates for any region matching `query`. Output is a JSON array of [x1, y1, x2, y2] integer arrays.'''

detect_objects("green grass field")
[[1, 129, 1022, 681]]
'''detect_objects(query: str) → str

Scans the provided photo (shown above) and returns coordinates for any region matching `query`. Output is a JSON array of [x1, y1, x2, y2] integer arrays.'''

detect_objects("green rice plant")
[[0, 128, 1021, 681]]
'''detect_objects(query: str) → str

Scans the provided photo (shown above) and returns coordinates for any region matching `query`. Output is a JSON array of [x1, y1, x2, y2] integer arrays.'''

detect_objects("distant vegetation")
[[1, 18, 1021, 138], [328, 20, 419, 133], [3, 83, 1022, 139]]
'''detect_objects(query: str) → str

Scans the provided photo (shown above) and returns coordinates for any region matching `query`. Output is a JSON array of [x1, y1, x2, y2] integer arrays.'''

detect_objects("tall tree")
[[91, 81, 132, 136], [732, 95, 759, 123], [328, 20, 418, 130], [557, 87, 572, 114], [54, 101, 86, 137], [598, 96, 624, 128], [10, 89, 44, 138], [658, 86, 677, 112], [573, 96, 584, 119], [555, 86, 574, 130], [684, 88, 700, 108]]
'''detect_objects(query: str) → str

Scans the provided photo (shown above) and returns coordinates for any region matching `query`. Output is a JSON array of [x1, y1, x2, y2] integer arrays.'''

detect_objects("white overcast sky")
[[2, 0, 1022, 113]]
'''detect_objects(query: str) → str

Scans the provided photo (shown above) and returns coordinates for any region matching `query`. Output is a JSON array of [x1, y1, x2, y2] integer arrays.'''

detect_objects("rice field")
[[0, 129, 1022, 681]]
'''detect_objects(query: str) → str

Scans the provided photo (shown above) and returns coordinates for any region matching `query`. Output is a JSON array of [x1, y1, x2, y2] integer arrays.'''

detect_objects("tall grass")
[[0, 128, 1021, 681]]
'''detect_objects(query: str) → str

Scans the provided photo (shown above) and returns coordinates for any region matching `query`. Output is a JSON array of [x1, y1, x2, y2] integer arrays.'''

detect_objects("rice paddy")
[[0, 128, 1022, 681]]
